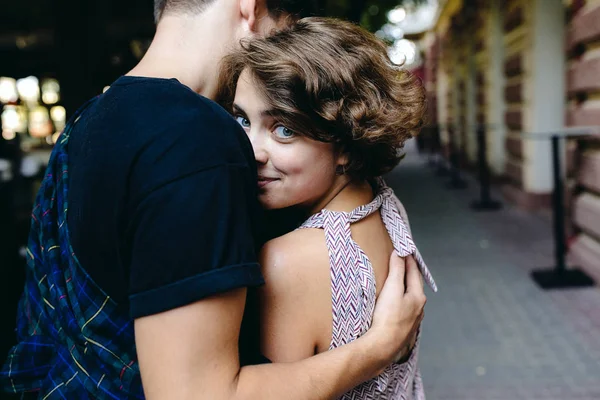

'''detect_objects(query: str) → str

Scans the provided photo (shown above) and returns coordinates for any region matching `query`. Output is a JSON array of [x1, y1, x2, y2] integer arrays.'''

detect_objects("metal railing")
[[423, 123, 502, 209], [520, 126, 600, 290], [422, 123, 600, 290]]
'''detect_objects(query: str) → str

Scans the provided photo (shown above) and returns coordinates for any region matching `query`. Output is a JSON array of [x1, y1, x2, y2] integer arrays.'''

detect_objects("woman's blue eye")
[[235, 116, 250, 128], [274, 125, 294, 139]]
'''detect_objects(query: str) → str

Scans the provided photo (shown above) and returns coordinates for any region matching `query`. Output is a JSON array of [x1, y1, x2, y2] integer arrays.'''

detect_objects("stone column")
[[486, 0, 506, 175], [524, 0, 566, 193], [464, 24, 477, 164]]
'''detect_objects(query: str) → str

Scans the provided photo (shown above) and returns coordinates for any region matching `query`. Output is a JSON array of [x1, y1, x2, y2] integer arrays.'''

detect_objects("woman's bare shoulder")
[[258, 228, 334, 358], [259, 228, 330, 289]]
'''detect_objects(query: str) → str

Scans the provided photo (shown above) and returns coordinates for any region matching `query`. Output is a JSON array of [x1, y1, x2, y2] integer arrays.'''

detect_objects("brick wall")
[[566, 0, 600, 280], [439, 26, 455, 157], [503, 0, 527, 188], [425, 36, 439, 125], [474, 7, 487, 127]]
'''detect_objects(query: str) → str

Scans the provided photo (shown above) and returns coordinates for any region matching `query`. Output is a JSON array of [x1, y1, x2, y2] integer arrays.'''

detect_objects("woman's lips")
[[257, 177, 278, 188]]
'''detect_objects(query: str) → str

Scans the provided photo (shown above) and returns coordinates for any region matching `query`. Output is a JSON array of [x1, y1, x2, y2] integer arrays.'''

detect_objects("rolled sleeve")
[[128, 164, 264, 318]]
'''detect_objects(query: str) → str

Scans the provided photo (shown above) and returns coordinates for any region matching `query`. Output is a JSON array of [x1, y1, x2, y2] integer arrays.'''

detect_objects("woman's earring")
[[335, 164, 346, 176]]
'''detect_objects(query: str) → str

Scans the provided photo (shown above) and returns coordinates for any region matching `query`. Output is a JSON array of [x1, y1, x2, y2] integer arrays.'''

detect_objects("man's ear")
[[239, 0, 258, 32]]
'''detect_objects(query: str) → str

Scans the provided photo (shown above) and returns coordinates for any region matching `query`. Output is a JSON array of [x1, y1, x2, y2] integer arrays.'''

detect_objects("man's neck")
[[127, 12, 235, 100]]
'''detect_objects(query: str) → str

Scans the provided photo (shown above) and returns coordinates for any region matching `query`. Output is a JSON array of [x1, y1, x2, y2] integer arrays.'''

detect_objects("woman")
[[219, 17, 438, 399]]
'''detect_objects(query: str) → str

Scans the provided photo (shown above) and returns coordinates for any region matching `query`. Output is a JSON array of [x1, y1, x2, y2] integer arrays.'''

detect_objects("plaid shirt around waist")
[[1, 98, 144, 399]]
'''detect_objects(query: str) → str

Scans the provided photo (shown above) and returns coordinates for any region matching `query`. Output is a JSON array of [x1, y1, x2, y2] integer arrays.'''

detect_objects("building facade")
[[422, 0, 600, 279]]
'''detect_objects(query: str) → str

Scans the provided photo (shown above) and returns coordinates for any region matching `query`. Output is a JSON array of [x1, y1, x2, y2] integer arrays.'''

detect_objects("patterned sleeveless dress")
[[298, 178, 438, 400]]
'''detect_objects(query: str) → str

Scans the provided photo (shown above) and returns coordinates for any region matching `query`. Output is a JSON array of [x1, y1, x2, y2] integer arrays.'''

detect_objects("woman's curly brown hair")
[[217, 17, 426, 180]]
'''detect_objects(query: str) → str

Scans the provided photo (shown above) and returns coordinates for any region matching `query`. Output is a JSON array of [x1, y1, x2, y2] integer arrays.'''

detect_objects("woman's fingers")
[[387, 252, 407, 294], [405, 255, 425, 297]]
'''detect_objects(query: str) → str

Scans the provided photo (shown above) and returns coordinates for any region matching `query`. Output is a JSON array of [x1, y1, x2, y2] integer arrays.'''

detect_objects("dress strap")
[[297, 179, 438, 292], [298, 184, 388, 229], [379, 187, 438, 293], [321, 211, 375, 348], [298, 211, 326, 229]]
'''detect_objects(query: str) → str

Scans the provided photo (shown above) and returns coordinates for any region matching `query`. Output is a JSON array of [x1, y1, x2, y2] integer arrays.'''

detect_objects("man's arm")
[[135, 254, 426, 400]]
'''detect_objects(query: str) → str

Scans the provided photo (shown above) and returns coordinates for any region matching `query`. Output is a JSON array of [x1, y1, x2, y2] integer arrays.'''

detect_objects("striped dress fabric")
[[298, 178, 437, 400]]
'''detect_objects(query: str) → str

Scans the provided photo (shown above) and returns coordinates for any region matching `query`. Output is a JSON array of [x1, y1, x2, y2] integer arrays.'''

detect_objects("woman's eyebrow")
[[232, 103, 247, 115], [233, 103, 279, 122], [261, 108, 279, 118]]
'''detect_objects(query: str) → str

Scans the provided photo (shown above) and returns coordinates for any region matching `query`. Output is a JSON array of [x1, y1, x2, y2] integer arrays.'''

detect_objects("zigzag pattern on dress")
[[298, 179, 436, 399]]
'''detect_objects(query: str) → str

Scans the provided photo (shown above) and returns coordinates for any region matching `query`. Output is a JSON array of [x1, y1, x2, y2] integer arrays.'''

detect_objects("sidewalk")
[[387, 141, 600, 400]]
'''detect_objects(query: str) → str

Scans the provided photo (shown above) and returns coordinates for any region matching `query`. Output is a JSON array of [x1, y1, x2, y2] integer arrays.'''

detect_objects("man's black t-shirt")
[[67, 76, 264, 320]]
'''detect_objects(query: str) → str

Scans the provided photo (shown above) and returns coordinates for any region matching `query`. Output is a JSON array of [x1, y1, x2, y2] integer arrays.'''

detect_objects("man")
[[1, 1, 426, 398]]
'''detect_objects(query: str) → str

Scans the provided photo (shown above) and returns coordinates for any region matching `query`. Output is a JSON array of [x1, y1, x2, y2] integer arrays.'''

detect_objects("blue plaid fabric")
[[1, 98, 145, 399]]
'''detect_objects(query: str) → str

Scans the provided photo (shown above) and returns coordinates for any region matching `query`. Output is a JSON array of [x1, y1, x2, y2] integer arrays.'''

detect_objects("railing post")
[[551, 135, 567, 274], [427, 125, 437, 167], [471, 124, 501, 211], [434, 124, 449, 177], [446, 124, 467, 189], [531, 132, 594, 290]]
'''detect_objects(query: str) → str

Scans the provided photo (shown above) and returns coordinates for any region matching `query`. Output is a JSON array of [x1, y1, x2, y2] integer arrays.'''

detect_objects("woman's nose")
[[249, 133, 268, 165]]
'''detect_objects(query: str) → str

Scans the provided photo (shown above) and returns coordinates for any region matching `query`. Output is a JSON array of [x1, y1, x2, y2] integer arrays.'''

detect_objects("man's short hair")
[[154, 0, 319, 23]]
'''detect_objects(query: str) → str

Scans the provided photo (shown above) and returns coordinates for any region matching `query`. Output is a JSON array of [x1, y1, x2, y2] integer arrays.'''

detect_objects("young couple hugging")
[[2, 1, 437, 399]]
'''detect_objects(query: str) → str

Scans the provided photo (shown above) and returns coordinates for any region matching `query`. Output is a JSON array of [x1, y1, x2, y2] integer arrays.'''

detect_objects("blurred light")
[[103, 86, 110, 93], [1, 106, 21, 132], [21, 156, 41, 177], [50, 106, 66, 132], [379, 0, 440, 40], [42, 92, 59, 105], [2, 130, 16, 141], [15, 37, 28, 49], [29, 106, 52, 138], [111, 55, 122, 66], [50, 105, 66, 122], [130, 40, 148, 60], [20, 140, 32, 152], [0, 77, 18, 103], [41, 78, 60, 105], [51, 131, 62, 144], [16, 76, 40, 103], [388, 39, 417, 66], [368, 5, 379, 16], [388, 7, 406, 24], [15, 106, 28, 132], [0, 159, 11, 181], [382, 24, 404, 40], [391, 26, 404, 39]]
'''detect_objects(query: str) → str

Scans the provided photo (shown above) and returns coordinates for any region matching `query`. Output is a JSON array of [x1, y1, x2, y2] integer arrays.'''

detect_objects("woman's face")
[[232, 70, 345, 211]]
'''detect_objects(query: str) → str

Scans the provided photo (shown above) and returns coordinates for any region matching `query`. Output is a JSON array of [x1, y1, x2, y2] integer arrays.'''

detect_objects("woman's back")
[[350, 210, 395, 299], [258, 180, 437, 399]]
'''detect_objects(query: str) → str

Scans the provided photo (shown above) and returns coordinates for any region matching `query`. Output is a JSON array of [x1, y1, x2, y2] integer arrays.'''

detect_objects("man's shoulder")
[[82, 76, 252, 172], [69, 76, 256, 206], [98, 76, 242, 139]]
